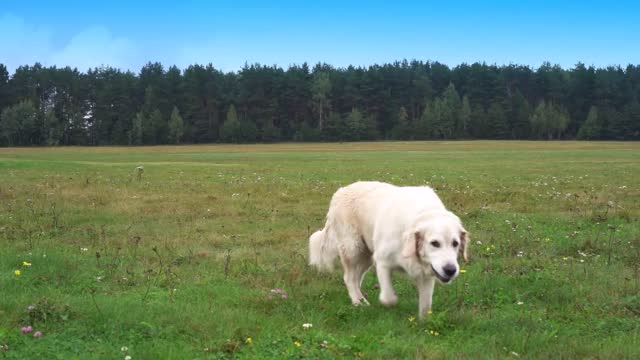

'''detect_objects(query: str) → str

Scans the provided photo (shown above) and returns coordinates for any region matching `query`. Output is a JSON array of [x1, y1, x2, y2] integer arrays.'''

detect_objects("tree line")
[[0, 60, 639, 146]]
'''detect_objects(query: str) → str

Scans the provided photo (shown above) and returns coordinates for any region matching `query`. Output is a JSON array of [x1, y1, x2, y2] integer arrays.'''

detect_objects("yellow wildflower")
[[22, 261, 32, 267], [460, 269, 467, 273], [14, 270, 21, 276], [294, 341, 301, 347], [245, 337, 252, 345]]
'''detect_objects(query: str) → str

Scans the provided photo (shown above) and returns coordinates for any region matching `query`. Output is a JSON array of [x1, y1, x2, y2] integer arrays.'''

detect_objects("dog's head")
[[402, 211, 468, 283]]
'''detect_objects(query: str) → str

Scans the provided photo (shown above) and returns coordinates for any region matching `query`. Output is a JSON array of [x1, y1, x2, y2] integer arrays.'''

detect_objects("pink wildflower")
[[21, 326, 33, 334], [33, 331, 42, 338]]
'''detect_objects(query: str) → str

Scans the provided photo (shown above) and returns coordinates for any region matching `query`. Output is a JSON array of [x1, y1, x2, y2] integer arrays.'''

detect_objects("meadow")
[[0, 141, 638, 359]]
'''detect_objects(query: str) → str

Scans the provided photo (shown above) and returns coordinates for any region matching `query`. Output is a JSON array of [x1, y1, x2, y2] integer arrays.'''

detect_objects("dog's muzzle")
[[431, 265, 453, 283]]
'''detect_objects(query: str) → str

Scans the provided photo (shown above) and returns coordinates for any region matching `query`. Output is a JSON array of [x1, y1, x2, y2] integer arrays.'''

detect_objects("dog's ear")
[[460, 229, 469, 262], [402, 230, 424, 258]]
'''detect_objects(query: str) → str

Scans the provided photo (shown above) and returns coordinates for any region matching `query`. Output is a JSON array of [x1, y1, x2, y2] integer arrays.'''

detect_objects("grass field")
[[0, 141, 639, 359]]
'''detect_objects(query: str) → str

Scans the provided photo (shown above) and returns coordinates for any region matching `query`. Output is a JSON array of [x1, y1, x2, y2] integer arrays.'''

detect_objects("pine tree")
[[0, 100, 38, 146], [577, 106, 601, 139], [603, 108, 626, 140], [312, 72, 331, 130], [322, 112, 345, 141], [530, 101, 548, 139], [239, 118, 258, 142], [469, 105, 487, 138], [624, 98, 640, 139], [145, 109, 164, 144], [345, 108, 366, 141], [43, 109, 62, 145], [129, 112, 144, 145], [416, 101, 437, 139], [391, 106, 411, 140], [459, 96, 471, 138], [486, 102, 509, 139], [168, 106, 184, 144], [550, 104, 570, 139], [0, 104, 20, 146], [261, 120, 282, 142], [220, 104, 242, 142], [510, 90, 531, 139], [440, 83, 461, 138]]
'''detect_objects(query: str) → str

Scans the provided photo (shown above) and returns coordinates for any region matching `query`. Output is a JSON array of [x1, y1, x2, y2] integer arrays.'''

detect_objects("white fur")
[[309, 181, 468, 318]]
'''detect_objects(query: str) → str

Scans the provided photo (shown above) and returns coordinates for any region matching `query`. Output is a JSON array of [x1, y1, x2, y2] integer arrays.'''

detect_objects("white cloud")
[[49, 26, 138, 71], [0, 13, 138, 73]]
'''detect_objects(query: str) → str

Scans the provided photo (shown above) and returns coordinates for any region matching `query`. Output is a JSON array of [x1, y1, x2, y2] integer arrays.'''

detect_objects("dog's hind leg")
[[341, 252, 372, 305]]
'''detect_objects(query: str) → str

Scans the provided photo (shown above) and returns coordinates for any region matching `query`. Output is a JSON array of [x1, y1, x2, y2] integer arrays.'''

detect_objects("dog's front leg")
[[417, 276, 436, 319], [376, 263, 398, 306]]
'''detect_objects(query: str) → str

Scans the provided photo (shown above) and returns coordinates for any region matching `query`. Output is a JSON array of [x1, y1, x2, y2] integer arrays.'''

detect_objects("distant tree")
[[0, 104, 20, 146], [530, 101, 548, 139], [602, 108, 626, 140], [416, 101, 438, 139], [261, 120, 282, 142], [129, 112, 144, 145], [295, 121, 321, 141], [64, 111, 88, 146], [391, 106, 411, 139], [624, 98, 640, 139], [220, 104, 241, 143], [144, 109, 164, 144], [459, 96, 471, 138], [311, 72, 331, 130], [439, 83, 461, 138], [605, 98, 640, 139], [469, 105, 487, 138], [239, 117, 258, 142], [486, 102, 509, 139], [168, 106, 184, 144], [530, 101, 570, 139], [362, 113, 379, 140], [577, 106, 601, 139], [42, 109, 63, 146], [345, 107, 366, 141], [322, 112, 345, 141], [0, 64, 10, 112], [509, 89, 531, 139], [0, 100, 38, 146]]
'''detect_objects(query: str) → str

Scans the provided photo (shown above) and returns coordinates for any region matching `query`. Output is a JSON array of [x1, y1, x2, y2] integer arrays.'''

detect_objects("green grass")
[[0, 141, 639, 359]]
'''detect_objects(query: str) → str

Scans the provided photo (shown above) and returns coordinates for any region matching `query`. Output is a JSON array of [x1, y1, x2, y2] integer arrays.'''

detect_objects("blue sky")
[[1, 0, 638, 73]]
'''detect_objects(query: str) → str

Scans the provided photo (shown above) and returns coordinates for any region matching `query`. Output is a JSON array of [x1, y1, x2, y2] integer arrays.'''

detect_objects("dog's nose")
[[443, 264, 457, 277]]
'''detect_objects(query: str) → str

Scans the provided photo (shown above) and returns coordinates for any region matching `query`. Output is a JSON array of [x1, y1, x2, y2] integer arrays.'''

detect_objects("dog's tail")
[[308, 226, 339, 272]]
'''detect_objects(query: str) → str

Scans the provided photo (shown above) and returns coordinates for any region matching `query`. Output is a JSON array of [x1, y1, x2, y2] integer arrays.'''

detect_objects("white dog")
[[309, 181, 468, 318]]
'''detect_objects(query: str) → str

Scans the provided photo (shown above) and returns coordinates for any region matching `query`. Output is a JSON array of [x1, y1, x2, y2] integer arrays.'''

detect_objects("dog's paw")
[[379, 293, 398, 307], [353, 298, 370, 306]]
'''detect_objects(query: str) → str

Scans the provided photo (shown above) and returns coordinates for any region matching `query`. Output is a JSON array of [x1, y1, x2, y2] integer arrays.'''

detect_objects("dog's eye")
[[452, 240, 459, 247], [430, 241, 441, 248]]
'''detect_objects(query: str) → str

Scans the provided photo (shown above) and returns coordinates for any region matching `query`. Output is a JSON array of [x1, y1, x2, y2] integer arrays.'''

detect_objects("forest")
[[0, 60, 639, 145]]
